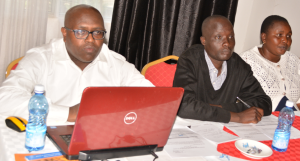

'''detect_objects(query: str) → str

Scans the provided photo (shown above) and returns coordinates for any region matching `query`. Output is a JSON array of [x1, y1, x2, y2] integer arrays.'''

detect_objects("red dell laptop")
[[46, 87, 184, 160]]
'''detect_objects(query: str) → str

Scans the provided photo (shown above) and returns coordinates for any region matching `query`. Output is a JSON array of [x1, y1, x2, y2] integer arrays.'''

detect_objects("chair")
[[6, 57, 23, 78], [141, 55, 179, 87]]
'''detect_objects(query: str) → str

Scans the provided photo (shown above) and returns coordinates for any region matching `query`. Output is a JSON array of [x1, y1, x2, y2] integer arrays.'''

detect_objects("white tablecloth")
[[0, 114, 248, 161]]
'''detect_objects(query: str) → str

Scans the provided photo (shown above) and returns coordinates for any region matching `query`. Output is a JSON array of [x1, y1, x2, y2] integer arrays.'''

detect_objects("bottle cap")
[[286, 100, 294, 108], [34, 84, 45, 94]]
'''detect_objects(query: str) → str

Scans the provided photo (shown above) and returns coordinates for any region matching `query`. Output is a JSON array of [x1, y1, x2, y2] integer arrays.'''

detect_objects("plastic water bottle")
[[25, 84, 49, 152], [271, 100, 295, 152]]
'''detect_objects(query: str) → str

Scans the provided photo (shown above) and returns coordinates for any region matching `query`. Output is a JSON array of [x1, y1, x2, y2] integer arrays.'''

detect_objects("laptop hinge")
[[78, 144, 158, 160]]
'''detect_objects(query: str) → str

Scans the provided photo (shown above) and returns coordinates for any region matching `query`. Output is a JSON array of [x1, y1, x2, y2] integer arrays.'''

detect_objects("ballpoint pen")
[[236, 97, 251, 108]]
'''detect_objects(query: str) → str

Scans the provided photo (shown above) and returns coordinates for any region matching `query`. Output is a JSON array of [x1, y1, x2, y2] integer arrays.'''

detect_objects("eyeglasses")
[[64, 27, 107, 40]]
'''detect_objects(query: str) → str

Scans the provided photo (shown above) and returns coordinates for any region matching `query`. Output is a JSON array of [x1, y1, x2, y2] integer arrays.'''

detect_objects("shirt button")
[[277, 65, 280, 68], [283, 92, 286, 95], [282, 78, 285, 81]]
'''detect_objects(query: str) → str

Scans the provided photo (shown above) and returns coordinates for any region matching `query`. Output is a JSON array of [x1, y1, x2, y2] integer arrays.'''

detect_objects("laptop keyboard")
[[60, 134, 72, 146]]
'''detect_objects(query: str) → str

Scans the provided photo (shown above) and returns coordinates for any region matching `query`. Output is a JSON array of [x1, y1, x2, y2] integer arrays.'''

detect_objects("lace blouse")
[[241, 46, 300, 111]]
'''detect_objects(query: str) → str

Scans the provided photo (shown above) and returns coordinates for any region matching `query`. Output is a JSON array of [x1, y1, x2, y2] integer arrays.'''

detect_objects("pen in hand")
[[236, 97, 251, 108]]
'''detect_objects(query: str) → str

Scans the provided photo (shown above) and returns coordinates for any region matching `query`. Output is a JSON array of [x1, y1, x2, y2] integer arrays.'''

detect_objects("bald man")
[[173, 15, 272, 123], [0, 5, 153, 124]]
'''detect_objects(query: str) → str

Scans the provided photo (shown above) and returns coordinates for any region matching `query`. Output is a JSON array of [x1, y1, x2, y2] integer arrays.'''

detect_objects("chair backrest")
[[141, 55, 179, 87], [6, 57, 23, 78]]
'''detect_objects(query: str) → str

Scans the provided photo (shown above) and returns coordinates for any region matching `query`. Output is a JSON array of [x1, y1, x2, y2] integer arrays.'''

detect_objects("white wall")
[[45, 0, 114, 44], [234, 0, 300, 56]]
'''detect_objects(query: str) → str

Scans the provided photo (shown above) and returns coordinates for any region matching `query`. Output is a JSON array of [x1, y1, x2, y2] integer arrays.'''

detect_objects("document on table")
[[224, 115, 300, 141], [94, 159, 127, 161], [174, 116, 192, 127], [255, 124, 300, 140], [257, 115, 278, 125], [190, 123, 239, 144], [254, 115, 300, 139], [295, 111, 300, 117], [224, 124, 270, 141], [164, 126, 221, 158], [223, 118, 271, 141]]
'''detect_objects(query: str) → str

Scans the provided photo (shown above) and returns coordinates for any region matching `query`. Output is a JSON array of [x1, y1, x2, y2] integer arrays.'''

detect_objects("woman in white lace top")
[[240, 15, 300, 111]]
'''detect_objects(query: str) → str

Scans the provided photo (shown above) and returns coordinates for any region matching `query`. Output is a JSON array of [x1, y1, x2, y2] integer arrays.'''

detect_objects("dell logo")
[[124, 112, 137, 124], [125, 117, 135, 120]]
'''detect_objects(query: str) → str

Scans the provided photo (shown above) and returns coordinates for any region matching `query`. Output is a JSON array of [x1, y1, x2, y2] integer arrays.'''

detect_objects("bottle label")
[[25, 129, 46, 148], [272, 132, 290, 149]]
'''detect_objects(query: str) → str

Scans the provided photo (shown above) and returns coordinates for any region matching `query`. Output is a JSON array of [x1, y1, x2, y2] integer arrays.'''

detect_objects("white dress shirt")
[[0, 39, 153, 124], [241, 45, 300, 111], [204, 50, 227, 90]]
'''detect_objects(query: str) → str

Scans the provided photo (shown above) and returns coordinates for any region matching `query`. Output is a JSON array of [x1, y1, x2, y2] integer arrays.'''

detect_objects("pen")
[[236, 97, 251, 108]]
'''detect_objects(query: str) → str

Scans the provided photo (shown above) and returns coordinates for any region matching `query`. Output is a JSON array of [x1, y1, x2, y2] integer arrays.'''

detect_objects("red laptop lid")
[[68, 87, 184, 155]]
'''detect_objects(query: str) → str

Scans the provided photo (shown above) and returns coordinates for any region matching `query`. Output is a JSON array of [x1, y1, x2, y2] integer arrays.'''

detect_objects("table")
[[1, 112, 299, 161], [218, 111, 300, 161]]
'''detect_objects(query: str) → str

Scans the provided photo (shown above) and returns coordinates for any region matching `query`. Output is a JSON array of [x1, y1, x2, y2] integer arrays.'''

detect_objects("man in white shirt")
[[0, 5, 153, 124]]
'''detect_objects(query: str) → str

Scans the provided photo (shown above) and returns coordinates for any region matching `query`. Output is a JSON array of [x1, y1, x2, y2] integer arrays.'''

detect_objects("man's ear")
[[200, 36, 206, 45], [61, 27, 67, 42], [261, 33, 266, 44]]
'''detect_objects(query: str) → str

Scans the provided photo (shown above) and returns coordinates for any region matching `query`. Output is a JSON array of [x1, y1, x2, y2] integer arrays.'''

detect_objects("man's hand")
[[67, 104, 80, 122], [230, 107, 263, 124], [256, 107, 264, 117]]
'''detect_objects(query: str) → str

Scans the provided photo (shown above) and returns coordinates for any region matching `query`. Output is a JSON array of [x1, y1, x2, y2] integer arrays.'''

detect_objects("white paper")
[[94, 159, 128, 161], [190, 123, 239, 144], [252, 115, 279, 140], [107, 159, 128, 161], [290, 126, 300, 139], [174, 116, 192, 127], [256, 115, 278, 126], [255, 124, 275, 138], [294, 111, 300, 117], [165, 127, 221, 158], [224, 124, 270, 141], [254, 115, 300, 139]]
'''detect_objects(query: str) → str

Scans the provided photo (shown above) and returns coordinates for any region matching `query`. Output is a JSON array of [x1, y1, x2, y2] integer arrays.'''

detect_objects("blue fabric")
[[275, 96, 297, 111]]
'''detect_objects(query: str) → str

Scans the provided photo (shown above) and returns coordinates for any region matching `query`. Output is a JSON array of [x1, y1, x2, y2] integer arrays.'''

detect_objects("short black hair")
[[201, 15, 229, 35], [261, 15, 289, 34]]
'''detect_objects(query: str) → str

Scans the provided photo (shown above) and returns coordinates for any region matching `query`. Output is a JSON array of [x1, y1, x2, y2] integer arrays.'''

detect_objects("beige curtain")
[[46, 0, 114, 43], [0, 0, 48, 83]]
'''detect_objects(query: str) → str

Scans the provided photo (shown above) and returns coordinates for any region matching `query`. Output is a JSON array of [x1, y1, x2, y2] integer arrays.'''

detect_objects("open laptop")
[[46, 87, 184, 160]]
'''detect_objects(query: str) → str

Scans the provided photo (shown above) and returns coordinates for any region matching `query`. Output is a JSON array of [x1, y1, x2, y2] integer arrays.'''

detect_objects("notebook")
[[46, 87, 184, 160]]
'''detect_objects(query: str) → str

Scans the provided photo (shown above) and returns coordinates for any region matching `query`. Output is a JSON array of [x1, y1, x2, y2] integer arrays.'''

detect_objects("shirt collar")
[[204, 50, 227, 74]]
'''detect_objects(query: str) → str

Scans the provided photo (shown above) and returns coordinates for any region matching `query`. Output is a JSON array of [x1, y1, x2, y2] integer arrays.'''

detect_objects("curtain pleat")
[[0, 0, 48, 83], [109, 0, 239, 71]]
